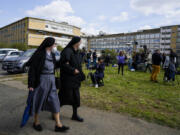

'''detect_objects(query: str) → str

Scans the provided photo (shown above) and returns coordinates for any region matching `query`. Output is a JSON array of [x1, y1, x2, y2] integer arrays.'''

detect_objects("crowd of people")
[[23, 36, 179, 133], [82, 47, 178, 85]]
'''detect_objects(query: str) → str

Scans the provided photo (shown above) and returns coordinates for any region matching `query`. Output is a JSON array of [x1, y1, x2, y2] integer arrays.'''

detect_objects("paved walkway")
[[0, 83, 180, 135]]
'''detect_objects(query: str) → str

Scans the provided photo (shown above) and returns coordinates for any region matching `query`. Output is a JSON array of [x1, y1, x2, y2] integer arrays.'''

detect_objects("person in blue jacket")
[[91, 57, 105, 87], [117, 51, 126, 76]]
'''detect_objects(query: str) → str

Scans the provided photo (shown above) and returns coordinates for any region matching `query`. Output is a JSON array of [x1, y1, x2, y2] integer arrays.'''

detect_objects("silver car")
[[2, 49, 61, 73], [2, 49, 36, 73]]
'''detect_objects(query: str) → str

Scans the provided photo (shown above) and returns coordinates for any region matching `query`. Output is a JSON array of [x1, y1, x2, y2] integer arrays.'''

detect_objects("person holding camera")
[[90, 57, 105, 88]]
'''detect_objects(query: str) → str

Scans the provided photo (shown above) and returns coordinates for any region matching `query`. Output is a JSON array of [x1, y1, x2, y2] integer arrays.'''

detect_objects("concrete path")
[[0, 83, 180, 135]]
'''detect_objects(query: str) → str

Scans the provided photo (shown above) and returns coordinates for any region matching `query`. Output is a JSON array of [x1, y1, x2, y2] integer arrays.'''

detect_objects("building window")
[[177, 38, 180, 43], [146, 34, 149, 39]]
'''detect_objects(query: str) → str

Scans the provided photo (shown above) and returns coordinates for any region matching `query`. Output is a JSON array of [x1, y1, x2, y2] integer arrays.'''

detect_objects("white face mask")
[[52, 47, 57, 53]]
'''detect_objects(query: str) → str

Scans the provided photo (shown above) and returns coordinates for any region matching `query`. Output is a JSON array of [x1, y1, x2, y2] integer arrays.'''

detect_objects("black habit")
[[58, 45, 85, 108]]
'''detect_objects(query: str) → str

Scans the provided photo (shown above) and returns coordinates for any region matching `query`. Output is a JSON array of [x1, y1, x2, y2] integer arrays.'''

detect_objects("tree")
[[101, 49, 117, 64]]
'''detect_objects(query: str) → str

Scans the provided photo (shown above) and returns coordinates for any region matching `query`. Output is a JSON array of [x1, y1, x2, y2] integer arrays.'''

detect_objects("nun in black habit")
[[27, 37, 69, 132], [59, 36, 85, 122]]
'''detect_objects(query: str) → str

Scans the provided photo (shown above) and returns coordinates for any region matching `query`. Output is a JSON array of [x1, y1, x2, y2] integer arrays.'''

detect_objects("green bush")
[[101, 49, 118, 64], [0, 42, 28, 51], [11, 43, 28, 51], [0, 43, 11, 48], [28, 45, 38, 49], [57, 45, 64, 51]]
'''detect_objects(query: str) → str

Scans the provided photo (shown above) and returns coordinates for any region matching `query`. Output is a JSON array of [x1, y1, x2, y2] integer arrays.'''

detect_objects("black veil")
[[64, 36, 81, 49], [27, 37, 55, 66]]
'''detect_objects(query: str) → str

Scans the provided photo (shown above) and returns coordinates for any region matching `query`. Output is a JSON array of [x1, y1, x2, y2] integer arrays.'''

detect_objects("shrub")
[[0, 43, 11, 48], [28, 45, 38, 49], [57, 45, 64, 51], [0, 42, 28, 51], [11, 43, 28, 51], [101, 49, 118, 64]]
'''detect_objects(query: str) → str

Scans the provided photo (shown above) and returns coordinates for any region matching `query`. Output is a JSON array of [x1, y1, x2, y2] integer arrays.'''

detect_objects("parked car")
[[2, 51, 24, 61], [2, 49, 36, 73], [2, 49, 60, 73], [0, 48, 19, 62]]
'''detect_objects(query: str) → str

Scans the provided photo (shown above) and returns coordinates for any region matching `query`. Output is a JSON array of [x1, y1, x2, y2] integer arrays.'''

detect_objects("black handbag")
[[55, 69, 61, 89], [80, 71, 86, 81]]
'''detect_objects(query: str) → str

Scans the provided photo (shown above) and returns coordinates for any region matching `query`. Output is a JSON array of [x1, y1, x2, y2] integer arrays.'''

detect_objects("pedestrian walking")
[[59, 36, 85, 122], [27, 37, 69, 132]]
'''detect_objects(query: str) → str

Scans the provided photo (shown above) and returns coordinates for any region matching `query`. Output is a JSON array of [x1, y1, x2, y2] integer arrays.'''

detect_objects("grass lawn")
[[20, 65, 180, 129], [81, 65, 180, 129]]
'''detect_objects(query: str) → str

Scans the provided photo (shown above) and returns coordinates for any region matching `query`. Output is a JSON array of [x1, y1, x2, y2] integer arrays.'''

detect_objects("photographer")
[[90, 57, 105, 88]]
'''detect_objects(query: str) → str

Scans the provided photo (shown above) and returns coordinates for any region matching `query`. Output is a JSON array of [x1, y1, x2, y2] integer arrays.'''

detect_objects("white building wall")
[[80, 37, 88, 49], [45, 21, 74, 36]]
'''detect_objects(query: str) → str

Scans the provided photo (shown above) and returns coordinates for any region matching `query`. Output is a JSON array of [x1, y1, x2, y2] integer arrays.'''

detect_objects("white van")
[[0, 48, 19, 62]]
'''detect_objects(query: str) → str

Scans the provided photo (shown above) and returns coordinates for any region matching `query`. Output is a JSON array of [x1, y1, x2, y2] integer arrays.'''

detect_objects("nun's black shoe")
[[55, 125, 70, 132], [33, 123, 43, 132], [71, 115, 84, 122]]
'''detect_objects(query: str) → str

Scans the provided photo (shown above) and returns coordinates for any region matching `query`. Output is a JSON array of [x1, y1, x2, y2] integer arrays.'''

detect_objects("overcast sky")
[[1, 0, 180, 35]]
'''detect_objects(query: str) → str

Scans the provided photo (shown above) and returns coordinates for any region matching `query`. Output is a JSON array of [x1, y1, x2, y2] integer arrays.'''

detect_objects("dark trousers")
[[90, 73, 100, 84], [164, 68, 175, 82], [132, 62, 137, 70], [93, 58, 97, 67], [118, 63, 124, 75], [105, 61, 110, 66], [145, 64, 152, 73], [86, 59, 91, 69]]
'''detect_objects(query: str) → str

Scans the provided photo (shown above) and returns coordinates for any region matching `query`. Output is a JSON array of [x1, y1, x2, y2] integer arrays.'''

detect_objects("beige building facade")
[[0, 17, 81, 47]]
